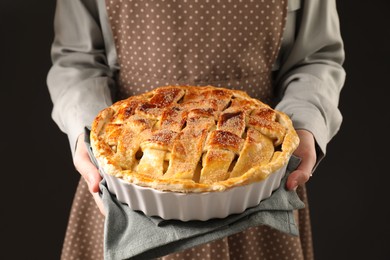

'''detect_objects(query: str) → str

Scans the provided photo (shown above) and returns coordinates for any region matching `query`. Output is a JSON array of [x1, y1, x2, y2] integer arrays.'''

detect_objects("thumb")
[[286, 130, 316, 191], [80, 161, 101, 193], [73, 134, 102, 193], [286, 168, 311, 191]]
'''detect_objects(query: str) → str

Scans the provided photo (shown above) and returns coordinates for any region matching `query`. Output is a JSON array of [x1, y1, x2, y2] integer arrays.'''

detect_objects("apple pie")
[[90, 85, 299, 193]]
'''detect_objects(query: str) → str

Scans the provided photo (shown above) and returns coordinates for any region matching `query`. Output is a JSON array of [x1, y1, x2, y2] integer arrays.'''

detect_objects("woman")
[[47, 0, 345, 259]]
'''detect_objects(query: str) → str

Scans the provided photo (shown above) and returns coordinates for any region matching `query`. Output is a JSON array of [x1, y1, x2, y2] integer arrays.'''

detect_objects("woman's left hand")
[[286, 130, 317, 191]]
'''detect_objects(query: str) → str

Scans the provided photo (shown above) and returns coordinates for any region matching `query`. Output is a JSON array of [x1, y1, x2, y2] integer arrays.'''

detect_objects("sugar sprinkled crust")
[[90, 85, 299, 192]]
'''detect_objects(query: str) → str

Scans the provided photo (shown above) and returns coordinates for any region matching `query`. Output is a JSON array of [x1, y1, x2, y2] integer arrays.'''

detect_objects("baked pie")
[[90, 85, 299, 193]]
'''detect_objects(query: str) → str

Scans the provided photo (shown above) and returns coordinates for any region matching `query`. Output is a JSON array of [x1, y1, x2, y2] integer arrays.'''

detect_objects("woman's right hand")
[[73, 134, 105, 216]]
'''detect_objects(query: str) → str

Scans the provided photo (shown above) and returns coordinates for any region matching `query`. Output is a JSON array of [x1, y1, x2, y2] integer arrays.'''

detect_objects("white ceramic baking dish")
[[102, 162, 287, 221]]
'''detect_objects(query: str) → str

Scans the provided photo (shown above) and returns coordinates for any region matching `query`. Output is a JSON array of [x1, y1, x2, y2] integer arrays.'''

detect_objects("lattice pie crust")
[[90, 86, 299, 192]]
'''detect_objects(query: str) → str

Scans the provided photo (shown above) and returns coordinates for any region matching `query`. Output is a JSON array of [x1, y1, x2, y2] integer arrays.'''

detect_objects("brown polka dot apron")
[[107, 0, 287, 105], [61, 0, 314, 259]]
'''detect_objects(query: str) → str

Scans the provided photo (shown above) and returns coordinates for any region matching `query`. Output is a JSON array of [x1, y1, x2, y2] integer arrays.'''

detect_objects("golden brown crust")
[[90, 85, 299, 192]]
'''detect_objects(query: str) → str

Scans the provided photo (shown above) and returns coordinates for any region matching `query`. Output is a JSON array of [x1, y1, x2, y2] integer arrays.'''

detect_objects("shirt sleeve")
[[274, 0, 346, 158], [47, 0, 115, 156]]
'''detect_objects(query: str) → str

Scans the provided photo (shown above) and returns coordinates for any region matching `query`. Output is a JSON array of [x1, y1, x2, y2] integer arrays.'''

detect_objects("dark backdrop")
[[1, 1, 389, 259]]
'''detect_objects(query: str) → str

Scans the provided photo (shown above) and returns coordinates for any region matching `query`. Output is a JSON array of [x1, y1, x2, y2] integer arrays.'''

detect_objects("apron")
[[61, 0, 314, 259], [106, 0, 287, 105]]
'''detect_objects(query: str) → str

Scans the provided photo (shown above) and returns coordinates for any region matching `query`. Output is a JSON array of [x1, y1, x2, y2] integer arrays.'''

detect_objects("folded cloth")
[[84, 128, 305, 260]]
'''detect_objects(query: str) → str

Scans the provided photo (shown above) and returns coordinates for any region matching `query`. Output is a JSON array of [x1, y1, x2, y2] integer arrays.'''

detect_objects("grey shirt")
[[47, 0, 346, 158]]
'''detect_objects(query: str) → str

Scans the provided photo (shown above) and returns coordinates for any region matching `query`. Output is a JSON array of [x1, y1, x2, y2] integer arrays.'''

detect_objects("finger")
[[73, 136, 102, 193], [286, 154, 313, 190], [285, 130, 316, 191], [74, 155, 101, 193], [286, 169, 311, 191], [92, 191, 105, 216]]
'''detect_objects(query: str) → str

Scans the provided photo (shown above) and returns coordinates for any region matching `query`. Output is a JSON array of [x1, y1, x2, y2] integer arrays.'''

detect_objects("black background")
[[1, 1, 389, 259]]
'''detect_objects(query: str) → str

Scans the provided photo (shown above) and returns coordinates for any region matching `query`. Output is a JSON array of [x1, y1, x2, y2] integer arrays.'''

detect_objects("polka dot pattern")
[[61, 178, 104, 260], [106, 0, 288, 103]]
